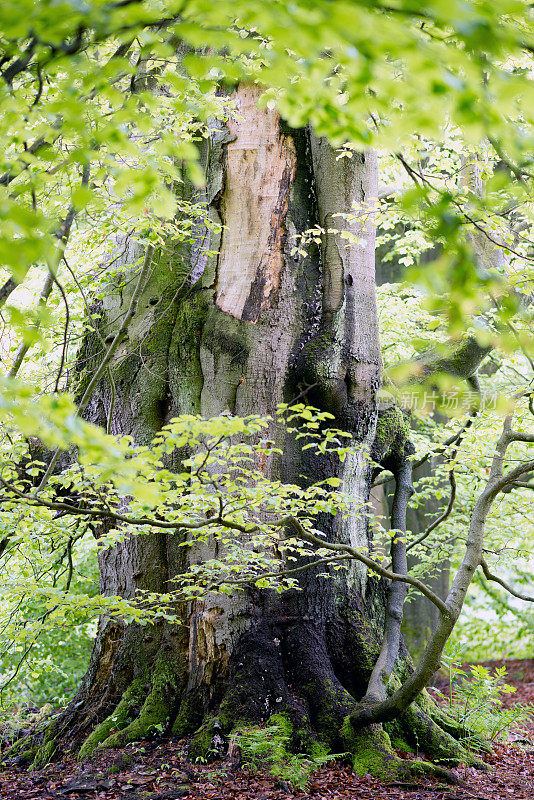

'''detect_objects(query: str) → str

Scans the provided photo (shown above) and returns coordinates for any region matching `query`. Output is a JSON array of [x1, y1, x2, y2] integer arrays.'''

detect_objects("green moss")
[[173, 293, 209, 353], [402, 704, 484, 768], [232, 713, 335, 792], [298, 675, 357, 750], [78, 675, 148, 759], [341, 718, 404, 780], [187, 715, 223, 762], [339, 716, 452, 782], [267, 713, 292, 735], [374, 407, 410, 462], [407, 758, 454, 781], [13, 748, 36, 765], [172, 688, 205, 738], [384, 719, 415, 754], [33, 739, 57, 769], [32, 722, 58, 769], [314, 708, 341, 747], [335, 596, 383, 674], [167, 293, 209, 414], [302, 331, 334, 359], [94, 654, 178, 750], [4, 733, 32, 756], [186, 666, 273, 761]]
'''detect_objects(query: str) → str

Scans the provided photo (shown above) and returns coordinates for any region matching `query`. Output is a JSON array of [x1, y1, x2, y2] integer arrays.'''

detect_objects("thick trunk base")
[[4, 608, 486, 785]]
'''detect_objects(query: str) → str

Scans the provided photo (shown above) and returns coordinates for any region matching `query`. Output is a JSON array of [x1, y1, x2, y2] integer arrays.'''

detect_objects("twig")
[[480, 557, 534, 603], [35, 243, 154, 493]]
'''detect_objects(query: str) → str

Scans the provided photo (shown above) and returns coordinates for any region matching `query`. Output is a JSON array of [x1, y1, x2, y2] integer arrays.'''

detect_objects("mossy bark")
[[19, 85, 480, 778]]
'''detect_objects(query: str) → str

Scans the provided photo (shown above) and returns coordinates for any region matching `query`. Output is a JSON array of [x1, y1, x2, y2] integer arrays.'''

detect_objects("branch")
[[1, 37, 37, 86], [0, 129, 60, 189], [402, 457, 457, 560], [35, 241, 154, 493], [349, 414, 519, 730], [505, 480, 534, 491], [365, 454, 413, 703], [52, 274, 71, 392], [507, 430, 534, 443], [6, 163, 90, 379], [480, 557, 534, 604], [0, 277, 18, 307], [7, 270, 54, 379], [0, 474, 258, 534], [417, 336, 491, 382], [0, 40, 132, 190], [282, 516, 448, 615], [492, 458, 534, 496], [206, 554, 354, 592]]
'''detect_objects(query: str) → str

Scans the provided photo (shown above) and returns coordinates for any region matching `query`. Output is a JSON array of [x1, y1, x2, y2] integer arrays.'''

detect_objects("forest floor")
[[1, 659, 534, 800]]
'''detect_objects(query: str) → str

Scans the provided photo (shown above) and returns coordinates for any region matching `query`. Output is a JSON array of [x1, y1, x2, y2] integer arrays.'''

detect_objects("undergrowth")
[[232, 715, 340, 791], [432, 653, 533, 750]]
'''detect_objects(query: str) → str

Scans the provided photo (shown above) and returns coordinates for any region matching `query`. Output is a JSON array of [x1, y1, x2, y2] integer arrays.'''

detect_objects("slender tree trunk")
[[27, 86, 473, 778]]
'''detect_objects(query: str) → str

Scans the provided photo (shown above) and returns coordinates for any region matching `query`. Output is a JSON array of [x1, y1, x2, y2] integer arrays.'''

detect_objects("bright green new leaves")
[[1, 0, 533, 295], [433, 659, 533, 745], [0, 392, 362, 607], [0, 0, 533, 708], [0, 395, 367, 703]]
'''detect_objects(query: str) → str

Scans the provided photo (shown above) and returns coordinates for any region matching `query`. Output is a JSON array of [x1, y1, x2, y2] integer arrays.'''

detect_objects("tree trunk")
[[29, 86, 473, 778], [375, 225, 452, 664], [402, 460, 451, 661]]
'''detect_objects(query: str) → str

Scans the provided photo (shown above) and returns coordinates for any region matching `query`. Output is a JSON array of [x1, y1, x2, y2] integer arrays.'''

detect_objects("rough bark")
[[18, 86, 475, 778]]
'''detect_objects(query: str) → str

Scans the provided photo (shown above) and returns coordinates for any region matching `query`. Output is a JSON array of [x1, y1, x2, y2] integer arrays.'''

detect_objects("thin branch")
[[0, 277, 18, 307], [0, 474, 254, 533], [6, 163, 90, 378], [53, 275, 70, 392], [207, 554, 354, 591], [348, 413, 521, 730], [480, 557, 534, 603], [372, 407, 478, 489], [35, 242, 154, 493], [281, 516, 448, 615], [7, 270, 54, 379], [402, 461, 457, 561]]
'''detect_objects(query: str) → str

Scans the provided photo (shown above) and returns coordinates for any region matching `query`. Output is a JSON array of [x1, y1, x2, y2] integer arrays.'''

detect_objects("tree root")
[[399, 704, 484, 768], [8, 622, 491, 786], [88, 652, 179, 752], [186, 625, 317, 762], [1, 737, 37, 767], [415, 688, 491, 757], [172, 687, 205, 739], [2, 712, 60, 769], [33, 718, 60, 769], [78, 674, 149, 759], [340, 719, 461, 784], [425, 704, 491, 756]]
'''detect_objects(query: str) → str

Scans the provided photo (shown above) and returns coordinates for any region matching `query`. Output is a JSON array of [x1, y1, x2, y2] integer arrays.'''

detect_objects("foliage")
[[233, 715, 339, 791], [0, 399, 359, 701], [0, 0, 533, 345], [0, 0, 533, 714], [434, 654, 533, 746], [374, 242, 534, 659]]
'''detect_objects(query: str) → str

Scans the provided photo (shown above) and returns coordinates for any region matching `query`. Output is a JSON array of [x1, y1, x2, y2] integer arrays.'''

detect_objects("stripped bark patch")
[[188, 603, 228, 687], [215, 85, 297, 323]]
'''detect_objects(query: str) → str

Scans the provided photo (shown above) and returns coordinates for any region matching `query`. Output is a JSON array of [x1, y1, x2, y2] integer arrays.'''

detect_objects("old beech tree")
[[2, 0, 534, 783], [18, 84, 493, 779]]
